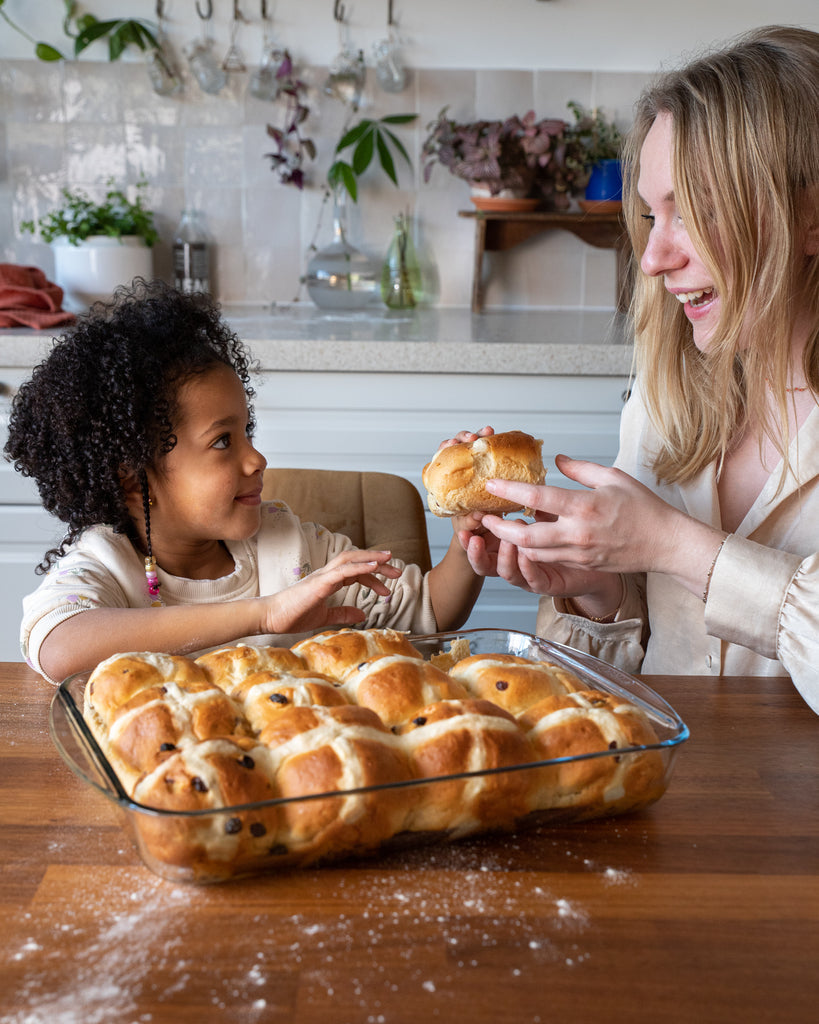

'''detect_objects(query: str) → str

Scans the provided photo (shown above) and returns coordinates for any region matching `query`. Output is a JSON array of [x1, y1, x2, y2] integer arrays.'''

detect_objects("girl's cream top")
[[21, 501, 436, 685]]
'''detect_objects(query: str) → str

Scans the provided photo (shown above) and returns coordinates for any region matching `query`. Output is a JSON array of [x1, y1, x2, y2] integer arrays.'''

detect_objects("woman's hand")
[[257, 549, 401, 635], [474, 454, 720, 601]]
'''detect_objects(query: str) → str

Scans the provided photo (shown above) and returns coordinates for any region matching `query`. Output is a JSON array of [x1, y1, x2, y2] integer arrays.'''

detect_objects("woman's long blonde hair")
[[622, 25, 819, 489]]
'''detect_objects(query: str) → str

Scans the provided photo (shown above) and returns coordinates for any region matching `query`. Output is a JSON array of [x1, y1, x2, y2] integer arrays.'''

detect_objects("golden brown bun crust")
[[449, 653, 583, 716], [421, 430, 546, 517], [195, 645, 305, 695], [342, 655, 469, 729], [291, 627, 422, 680], [260, 704, 414, 861], [518, 690, 665, 814], [397, 698, 537, 834]]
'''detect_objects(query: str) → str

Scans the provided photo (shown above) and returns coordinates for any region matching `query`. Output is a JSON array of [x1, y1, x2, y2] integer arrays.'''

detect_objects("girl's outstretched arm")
[[37, 549, 400, 682]]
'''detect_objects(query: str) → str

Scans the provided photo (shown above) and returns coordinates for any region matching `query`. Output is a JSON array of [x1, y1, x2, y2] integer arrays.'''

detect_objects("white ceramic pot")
[[52, 235, 154, 313]]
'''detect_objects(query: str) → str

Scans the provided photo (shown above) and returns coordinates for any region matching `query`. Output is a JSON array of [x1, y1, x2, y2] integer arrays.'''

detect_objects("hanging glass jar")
[[381, 211, 421, 310], [305, 188, 379, 310]]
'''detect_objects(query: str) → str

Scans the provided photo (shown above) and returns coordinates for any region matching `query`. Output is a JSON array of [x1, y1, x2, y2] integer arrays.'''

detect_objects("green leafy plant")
[[1, 0, 160, 62], [21, 179, 158, 247], [327, 114, 417, 202], [566, 102, 623, 166]]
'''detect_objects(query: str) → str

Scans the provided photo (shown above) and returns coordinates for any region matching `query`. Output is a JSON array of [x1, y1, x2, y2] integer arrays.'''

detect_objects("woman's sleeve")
[[705, 534, 819, 713]]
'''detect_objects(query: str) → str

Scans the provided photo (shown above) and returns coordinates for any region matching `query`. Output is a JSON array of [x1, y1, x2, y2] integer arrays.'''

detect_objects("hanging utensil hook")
[[333, 0, 346, 23], [195, 0, 213, 20]]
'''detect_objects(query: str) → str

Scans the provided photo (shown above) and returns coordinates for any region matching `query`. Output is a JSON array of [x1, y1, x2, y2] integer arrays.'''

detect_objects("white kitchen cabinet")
[[1, 369, 66, 663], [0, 361, 628, 664]]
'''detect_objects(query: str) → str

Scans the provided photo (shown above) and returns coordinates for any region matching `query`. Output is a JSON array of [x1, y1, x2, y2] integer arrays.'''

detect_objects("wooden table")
[[458, 209, 633, 313], [2, 662, 818, 1023]]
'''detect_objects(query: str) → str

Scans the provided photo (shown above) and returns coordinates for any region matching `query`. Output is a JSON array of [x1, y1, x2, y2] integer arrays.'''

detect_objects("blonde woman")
[[461, 26, 819, 712]]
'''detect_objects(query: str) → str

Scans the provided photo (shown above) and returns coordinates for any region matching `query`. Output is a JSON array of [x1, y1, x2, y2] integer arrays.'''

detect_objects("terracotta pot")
[[469, 186, 540, 212]]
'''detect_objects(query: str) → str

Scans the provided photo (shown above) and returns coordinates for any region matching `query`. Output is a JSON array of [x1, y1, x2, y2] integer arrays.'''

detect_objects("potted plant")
[[421, 108, 586, 211], [21, 179, 158, 312], [566, 101, 624, 208]]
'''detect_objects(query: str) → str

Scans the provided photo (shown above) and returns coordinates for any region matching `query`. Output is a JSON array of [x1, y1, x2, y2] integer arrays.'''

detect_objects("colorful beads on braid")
[[140, 472, 164, 607]]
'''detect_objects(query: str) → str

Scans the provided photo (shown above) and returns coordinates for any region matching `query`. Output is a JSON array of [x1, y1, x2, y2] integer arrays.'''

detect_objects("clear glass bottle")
[[305, 189, 379, 310], [173, 209, 211, 295], [381, 212, 421, 310]]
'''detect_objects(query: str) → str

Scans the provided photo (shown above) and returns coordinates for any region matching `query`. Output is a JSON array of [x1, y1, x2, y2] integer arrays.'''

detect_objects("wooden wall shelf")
[[458, 208, 633, 313]]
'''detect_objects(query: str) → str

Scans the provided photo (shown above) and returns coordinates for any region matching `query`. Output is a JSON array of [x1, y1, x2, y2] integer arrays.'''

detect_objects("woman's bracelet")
[[564, 574, 627, 623], [702, 536, 728, 604]]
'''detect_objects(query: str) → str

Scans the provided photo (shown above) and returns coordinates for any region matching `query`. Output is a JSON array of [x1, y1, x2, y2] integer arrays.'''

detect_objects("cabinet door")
[[1, 369, 65, 663], [0, 508, 64, 663]]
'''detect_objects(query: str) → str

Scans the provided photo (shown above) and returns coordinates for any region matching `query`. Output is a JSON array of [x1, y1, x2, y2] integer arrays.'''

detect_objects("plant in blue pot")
[[566, 102, 624, 210]]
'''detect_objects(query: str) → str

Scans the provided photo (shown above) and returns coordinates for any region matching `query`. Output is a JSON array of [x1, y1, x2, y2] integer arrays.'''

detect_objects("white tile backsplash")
[[0, 58, 644, 311]]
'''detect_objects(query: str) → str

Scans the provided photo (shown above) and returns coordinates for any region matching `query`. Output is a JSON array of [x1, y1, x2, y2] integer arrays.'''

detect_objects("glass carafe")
[[305, 189, 379, 310]]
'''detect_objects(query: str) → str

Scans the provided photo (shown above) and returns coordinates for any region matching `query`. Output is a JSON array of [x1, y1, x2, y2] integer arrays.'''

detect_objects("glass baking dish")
[[49, 628, 689, 884]]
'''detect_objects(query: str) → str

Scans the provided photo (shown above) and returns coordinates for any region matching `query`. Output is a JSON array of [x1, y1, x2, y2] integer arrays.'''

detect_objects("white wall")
[[2, 0, 818, 71]]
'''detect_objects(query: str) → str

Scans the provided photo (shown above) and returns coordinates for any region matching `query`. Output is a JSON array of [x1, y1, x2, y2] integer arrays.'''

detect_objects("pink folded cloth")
[[0, 263, 76, 328]]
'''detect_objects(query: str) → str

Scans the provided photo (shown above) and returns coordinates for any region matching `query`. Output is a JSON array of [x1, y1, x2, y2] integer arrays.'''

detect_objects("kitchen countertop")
[[0, 305, 634, 376]]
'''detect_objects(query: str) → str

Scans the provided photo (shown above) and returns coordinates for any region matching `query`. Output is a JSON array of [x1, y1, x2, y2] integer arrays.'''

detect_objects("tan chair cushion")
[[262, 468, 432, 573]]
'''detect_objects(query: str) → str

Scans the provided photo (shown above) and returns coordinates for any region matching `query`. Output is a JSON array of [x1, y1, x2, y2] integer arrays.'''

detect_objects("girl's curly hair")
[[4, 278, 257, 573]]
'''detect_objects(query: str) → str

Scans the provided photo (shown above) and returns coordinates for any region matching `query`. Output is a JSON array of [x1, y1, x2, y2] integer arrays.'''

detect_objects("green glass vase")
[[381, 212, 422, 310]]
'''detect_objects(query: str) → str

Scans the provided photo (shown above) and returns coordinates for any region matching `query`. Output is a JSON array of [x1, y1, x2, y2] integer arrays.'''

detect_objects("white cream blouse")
[[536, 378, 819, 714]]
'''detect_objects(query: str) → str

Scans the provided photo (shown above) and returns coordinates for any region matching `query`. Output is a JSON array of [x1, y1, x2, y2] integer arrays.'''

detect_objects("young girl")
[[6, 279, 484, 684], [458, 26, 819, 714]]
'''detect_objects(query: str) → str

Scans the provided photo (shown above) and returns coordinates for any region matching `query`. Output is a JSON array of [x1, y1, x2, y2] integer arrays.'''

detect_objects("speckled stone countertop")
[[0, 305, 634, 376]]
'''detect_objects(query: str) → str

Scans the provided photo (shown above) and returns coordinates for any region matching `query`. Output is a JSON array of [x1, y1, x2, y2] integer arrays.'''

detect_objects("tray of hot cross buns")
[[49, 627, 689, 883]]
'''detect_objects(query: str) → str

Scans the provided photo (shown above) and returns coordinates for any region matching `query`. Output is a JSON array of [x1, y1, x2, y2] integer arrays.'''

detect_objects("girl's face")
[[637, 111, 722, 353], [148, 363, 267, 549]]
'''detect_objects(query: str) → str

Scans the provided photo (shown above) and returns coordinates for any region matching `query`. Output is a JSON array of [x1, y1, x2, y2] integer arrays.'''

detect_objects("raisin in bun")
[[449, 653, 582, 717], [396, 698, 537, 835], [422, 430, 546, 517], [341, 655, 469, 730], [518, 690, 665, 815], [291, 627, 423, 681]]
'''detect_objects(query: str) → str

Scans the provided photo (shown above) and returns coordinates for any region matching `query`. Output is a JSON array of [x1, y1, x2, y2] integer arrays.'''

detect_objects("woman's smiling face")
[[637, 111, 723, 353], [148, 362, 267, 550]]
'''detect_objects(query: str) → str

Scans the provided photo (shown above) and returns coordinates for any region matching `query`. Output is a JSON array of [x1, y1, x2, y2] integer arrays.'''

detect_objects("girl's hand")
[[435, 424, 494, 452], [460, 523, 614, 599], [257, 549, 401, 635]]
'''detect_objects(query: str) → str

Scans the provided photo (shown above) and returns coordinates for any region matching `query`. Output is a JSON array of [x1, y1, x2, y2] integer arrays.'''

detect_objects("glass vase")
[[381, 212, 421, 310], [305, 190, 379, 311]]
